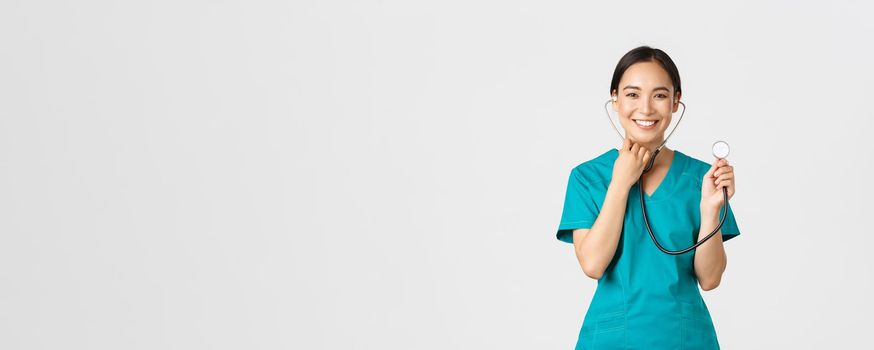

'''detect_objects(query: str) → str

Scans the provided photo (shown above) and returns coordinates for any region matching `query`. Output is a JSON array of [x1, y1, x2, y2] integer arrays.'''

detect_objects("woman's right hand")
[[611, 137, 652, 190]]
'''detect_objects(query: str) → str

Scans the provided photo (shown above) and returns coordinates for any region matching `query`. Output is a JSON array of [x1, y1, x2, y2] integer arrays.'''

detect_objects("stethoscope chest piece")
[[712, 141, 730, 159]]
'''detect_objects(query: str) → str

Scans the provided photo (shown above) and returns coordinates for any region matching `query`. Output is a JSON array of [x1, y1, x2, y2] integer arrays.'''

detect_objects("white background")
[[1, 1, 872, 349]]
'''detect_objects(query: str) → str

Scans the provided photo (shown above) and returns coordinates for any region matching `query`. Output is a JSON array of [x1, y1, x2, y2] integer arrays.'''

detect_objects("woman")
[[556, 46, 741, 349]]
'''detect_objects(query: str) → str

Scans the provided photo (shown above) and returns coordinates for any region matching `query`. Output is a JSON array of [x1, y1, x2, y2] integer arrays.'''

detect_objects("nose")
[[640, 97, 653, 115]]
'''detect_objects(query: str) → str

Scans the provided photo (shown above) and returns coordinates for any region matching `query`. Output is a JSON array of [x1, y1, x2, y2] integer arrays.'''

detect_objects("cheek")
[[617, 104, 634, 119], [658, 101, 674, 113], [661, 118, 672, 129]]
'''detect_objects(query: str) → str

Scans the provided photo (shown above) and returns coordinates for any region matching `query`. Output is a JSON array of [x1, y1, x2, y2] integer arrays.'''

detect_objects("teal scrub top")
[[556, 148, 740, 350]]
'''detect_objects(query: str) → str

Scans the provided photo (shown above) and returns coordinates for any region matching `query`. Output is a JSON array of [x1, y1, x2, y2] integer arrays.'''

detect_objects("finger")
[[630, 142, 639, 153], [705, 161, 718, 179], [715, 173, 735, 185], [642, 149, 652, 164], [714, 165, 733, 177], [719, 181, 736, 199], [638, 146, 647, 158], [622, 137, 631, 151]]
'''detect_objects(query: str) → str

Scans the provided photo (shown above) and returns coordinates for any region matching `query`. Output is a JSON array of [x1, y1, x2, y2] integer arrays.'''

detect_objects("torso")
[[571, 148, 721, 349]]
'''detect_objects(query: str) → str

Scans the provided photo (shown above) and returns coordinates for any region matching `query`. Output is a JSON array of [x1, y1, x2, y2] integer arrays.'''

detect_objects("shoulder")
[[676, 150, 712, 183], [568, 148, 617, 186]]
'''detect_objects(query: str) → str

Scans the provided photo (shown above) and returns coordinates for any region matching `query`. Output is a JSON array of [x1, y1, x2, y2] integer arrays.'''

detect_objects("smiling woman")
[[609, 50, 682, 154], [556, 46, 741, 350]]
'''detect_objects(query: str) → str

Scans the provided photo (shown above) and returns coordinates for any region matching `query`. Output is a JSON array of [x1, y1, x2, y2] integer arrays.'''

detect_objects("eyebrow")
[[622, 85, 671, 92]]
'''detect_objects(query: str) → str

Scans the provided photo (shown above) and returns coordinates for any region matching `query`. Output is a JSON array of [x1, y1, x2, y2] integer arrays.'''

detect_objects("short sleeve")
[[719, 201, 741, 242], [556, 168, 600, 244]]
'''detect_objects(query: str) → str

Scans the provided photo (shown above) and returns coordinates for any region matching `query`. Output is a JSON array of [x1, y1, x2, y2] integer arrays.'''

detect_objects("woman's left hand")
[[701, 158, 735, 213]]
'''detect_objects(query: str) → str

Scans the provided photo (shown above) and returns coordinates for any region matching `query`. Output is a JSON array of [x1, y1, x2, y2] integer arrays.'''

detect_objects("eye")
[[625, 93, 638, 98], [655, 94, 668, 99]]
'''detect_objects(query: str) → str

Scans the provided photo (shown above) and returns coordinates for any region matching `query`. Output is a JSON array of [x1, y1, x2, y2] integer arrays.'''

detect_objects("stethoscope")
[[603, 98, 730, 255]]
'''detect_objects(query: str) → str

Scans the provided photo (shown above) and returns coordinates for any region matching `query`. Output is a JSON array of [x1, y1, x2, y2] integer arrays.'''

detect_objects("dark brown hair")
[[610, 46, 682, 98]]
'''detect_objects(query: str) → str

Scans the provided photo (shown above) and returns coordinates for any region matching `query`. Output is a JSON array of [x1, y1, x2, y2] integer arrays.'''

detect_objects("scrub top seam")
[[568, 174, 611, 212], [615, 262, 630, 348], [570, 169, 609, 189]]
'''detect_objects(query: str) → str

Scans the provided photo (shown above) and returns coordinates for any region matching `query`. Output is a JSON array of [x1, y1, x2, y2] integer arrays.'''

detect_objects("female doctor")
[[556, 46, 741, 349]]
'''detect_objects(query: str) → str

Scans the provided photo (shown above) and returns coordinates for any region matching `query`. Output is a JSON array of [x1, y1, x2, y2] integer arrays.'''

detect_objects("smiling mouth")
[[633, 119, 659, 129]]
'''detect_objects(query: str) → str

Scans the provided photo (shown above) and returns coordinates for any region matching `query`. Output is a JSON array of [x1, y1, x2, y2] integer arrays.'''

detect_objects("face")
[[611, 61, 681, 147]]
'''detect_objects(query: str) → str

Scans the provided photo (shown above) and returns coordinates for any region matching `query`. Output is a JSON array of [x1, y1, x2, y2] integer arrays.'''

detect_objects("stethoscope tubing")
[[639, 152, 730, 255], [604, 98, 728, 255]]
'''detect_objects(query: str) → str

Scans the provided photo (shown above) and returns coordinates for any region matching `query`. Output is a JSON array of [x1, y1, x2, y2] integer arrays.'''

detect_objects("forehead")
[[619, 61, 673, 89]]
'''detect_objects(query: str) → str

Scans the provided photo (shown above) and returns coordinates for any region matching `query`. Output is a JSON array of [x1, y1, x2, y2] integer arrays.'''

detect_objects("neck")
[[615, 142, 673, 164], [650, 145, 673, 167], [638, 139, 665, 153]]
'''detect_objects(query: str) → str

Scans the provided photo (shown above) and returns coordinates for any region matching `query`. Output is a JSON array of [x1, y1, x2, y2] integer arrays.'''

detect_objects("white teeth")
[[634, 120, 656, 126]]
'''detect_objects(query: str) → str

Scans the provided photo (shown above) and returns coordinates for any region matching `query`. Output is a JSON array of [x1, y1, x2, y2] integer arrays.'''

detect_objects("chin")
[[627, 132, 661, 142]]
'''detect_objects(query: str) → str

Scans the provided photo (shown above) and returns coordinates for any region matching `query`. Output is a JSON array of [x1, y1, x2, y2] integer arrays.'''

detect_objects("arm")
[[572, 182, 630, 280], [693, 207, 727, 291], [695, 157, 736, 291]]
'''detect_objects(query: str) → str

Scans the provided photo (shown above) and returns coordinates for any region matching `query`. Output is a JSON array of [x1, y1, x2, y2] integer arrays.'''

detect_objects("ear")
[[611, 90, 619, 111], [671, 92, 682, 113]]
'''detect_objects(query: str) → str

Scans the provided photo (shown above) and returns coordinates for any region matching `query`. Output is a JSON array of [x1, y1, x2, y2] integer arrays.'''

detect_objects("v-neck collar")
[[609, 148, 685, 201], [644, 149, 682, 199]]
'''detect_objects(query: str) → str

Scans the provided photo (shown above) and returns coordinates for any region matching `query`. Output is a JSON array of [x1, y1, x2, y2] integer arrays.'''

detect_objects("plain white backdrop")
[[1, 0, 872, 349]]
